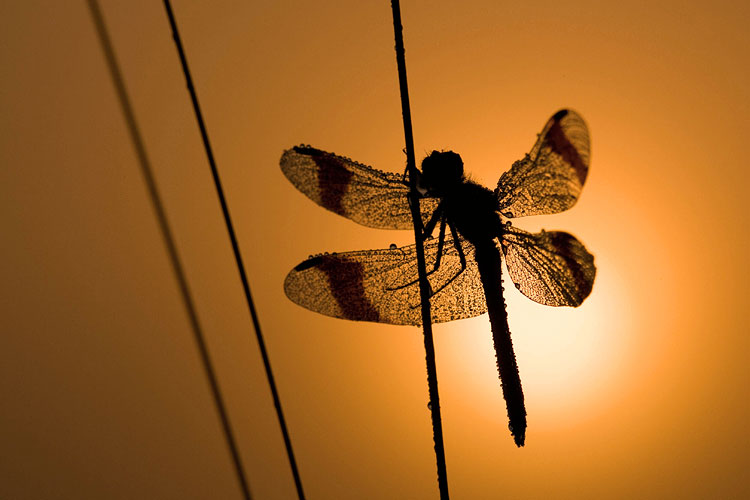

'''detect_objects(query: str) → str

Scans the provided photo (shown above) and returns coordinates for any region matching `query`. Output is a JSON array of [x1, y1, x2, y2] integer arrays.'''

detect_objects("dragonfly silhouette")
[[281, 109, 595, 446]]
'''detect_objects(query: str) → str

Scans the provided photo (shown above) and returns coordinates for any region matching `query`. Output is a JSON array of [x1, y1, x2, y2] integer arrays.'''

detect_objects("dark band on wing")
[[547, 112, 587, 185], [292, 146, 353, 215], [286, 253, 381, 323], [317, 254, 381, 322], [544, 231, 594, 302]]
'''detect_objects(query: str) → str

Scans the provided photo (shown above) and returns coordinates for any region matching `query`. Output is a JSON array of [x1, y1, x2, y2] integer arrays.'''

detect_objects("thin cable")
[[86, 2, 252, 499], [390, 1, 450, 498], [160, 2, 306, 499]]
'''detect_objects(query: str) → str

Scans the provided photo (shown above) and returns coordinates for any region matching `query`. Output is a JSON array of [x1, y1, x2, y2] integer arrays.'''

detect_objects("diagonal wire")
[[160, 2, 306, 499], [390, 1, 450, 498], [86, 1, 253, 499]]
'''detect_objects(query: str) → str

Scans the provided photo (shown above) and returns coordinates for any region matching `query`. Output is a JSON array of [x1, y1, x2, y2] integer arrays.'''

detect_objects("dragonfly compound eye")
[[420, 150, 464, 196]]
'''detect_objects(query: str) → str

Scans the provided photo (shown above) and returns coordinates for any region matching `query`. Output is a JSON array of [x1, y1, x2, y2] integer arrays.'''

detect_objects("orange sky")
[[2, 1, 749, 498]]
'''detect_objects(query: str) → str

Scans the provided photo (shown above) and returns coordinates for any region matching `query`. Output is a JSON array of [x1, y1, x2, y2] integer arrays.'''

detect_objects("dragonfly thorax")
[[420, 150, 464, 197]]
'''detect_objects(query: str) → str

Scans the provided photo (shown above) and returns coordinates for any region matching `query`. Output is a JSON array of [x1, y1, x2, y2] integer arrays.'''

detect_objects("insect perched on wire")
[[281, 109, 596, 446]]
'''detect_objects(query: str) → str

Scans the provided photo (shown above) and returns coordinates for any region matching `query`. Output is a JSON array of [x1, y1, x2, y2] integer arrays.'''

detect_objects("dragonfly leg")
[[398, 220, 469, 303], [417, 222, 467, 298], [450, 222, 467, 271], [429, 215, 447, 273], [421, 201, 445, 240], [385, 214, 450, 293], [402, 159, 429, 197]]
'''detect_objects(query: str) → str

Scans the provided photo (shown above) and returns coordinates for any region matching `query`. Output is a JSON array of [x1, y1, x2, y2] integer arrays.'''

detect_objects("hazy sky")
[[2, 1, 749, 498]]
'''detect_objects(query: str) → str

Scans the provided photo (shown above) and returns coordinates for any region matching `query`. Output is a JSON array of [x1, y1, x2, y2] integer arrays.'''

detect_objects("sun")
[[438, 252, 632, 430], [515, 253, 633, 425]]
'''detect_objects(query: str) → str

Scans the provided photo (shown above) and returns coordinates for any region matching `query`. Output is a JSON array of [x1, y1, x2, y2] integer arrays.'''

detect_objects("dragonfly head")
[[420, 150, 464, 197]]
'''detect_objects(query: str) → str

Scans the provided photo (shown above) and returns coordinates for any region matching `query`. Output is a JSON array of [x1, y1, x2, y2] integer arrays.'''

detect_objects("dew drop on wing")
[[389, 243, 397, 250], [427, 402, 432, 410], [503, 211, 513, 218]]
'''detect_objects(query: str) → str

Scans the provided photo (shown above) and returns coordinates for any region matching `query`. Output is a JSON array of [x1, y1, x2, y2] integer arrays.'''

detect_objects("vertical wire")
[[86, 1, 253, 498], [390, 1, 451, 498], [160, 2, 306, 499]]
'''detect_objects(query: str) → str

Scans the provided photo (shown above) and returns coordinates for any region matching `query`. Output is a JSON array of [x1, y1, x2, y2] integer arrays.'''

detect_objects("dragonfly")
[[280, 109, 596, 447]]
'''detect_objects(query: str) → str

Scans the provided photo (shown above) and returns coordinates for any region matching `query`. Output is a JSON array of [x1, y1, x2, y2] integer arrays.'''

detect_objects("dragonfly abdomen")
[[473, 239, 527, 447]]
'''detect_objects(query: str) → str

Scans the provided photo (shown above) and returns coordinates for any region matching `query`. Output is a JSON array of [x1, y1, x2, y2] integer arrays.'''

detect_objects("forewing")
[[501, 226, 595, 307], [284, 235, 486, 325], [281, 146, 440, 229], [497, 109, 590, 217]]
